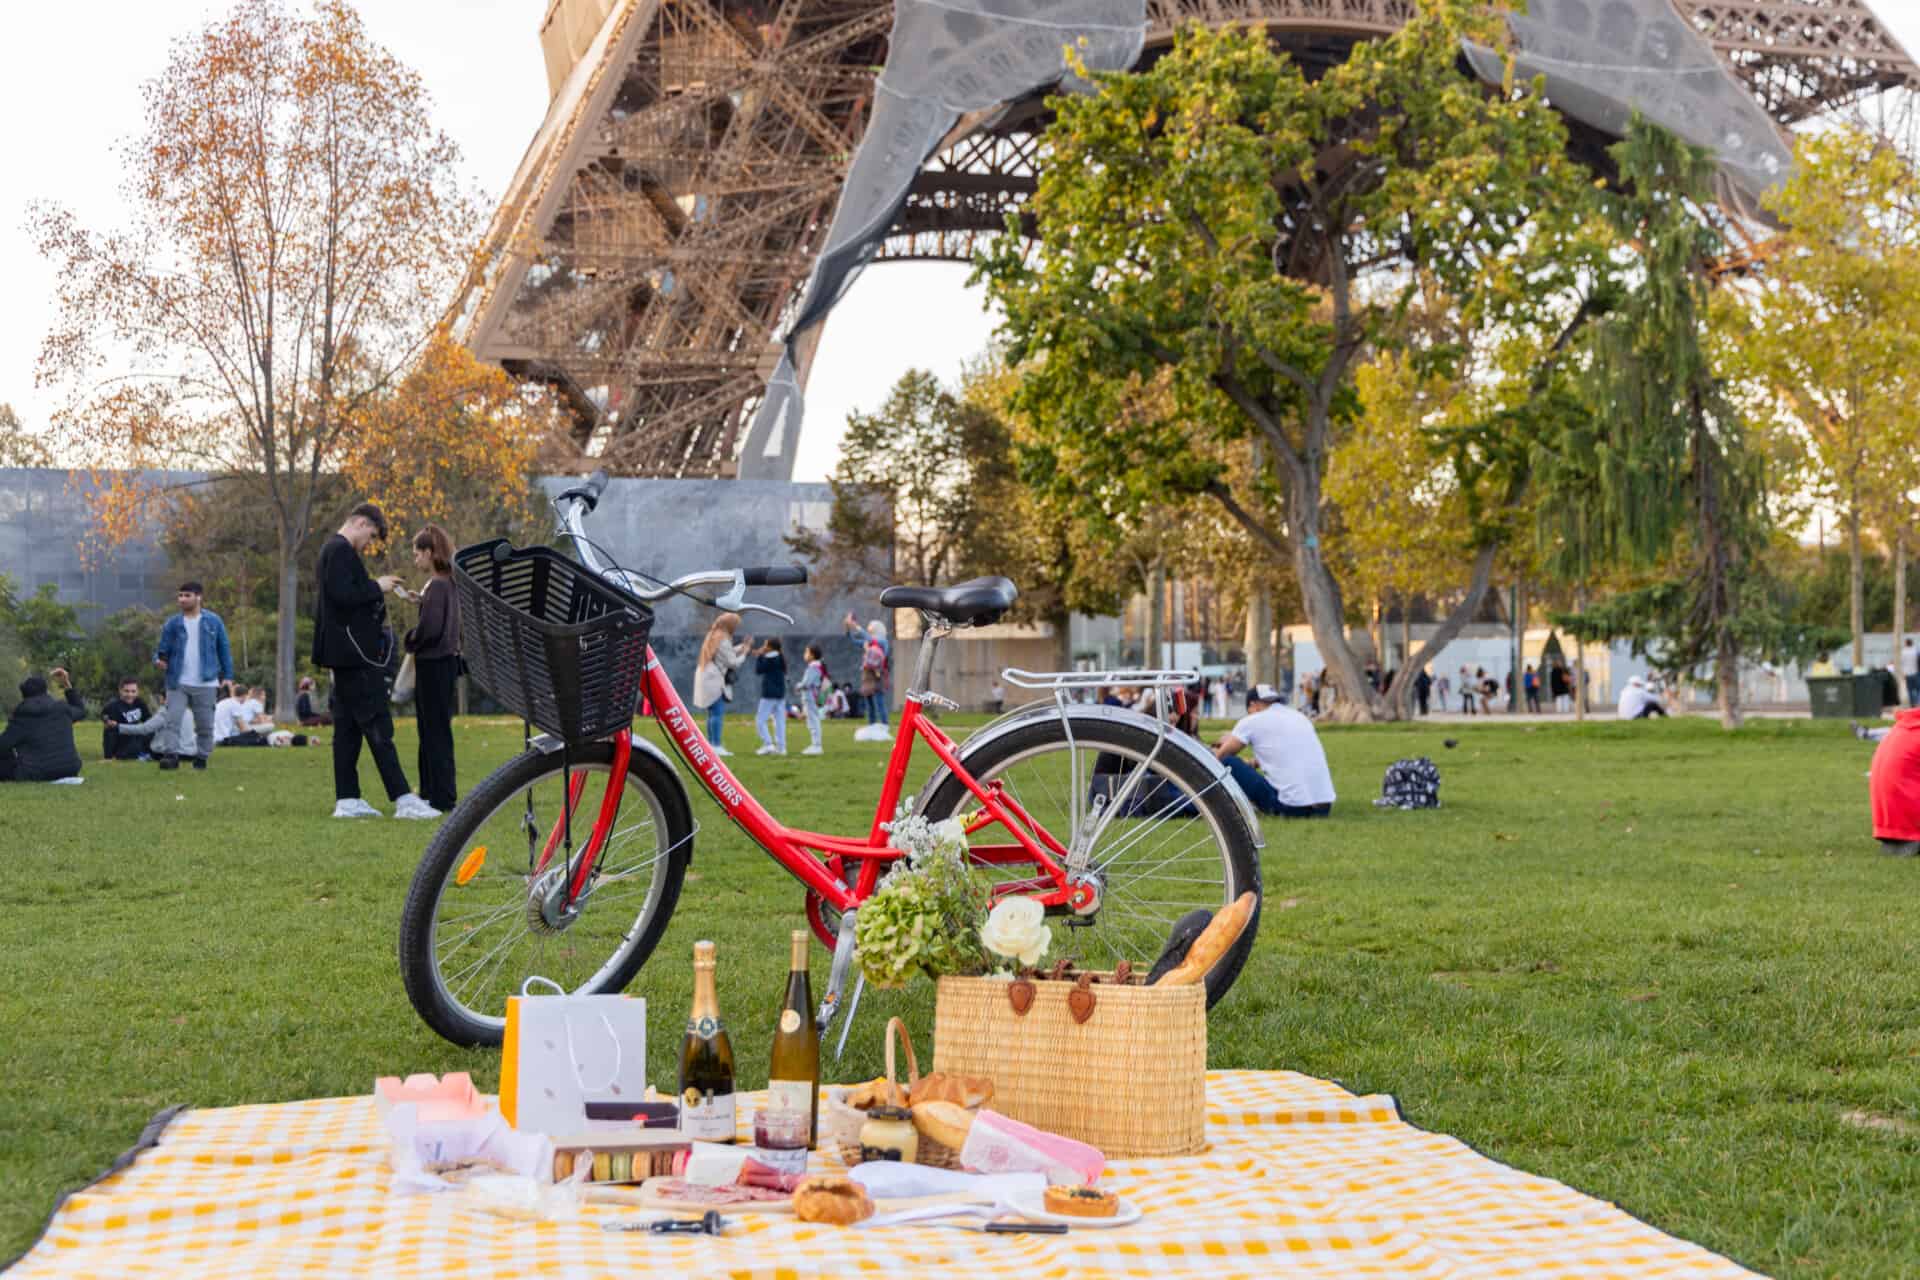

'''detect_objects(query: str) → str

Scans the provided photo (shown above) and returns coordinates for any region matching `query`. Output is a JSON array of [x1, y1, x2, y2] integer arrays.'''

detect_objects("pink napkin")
[[374, 1072, 485, 1124]]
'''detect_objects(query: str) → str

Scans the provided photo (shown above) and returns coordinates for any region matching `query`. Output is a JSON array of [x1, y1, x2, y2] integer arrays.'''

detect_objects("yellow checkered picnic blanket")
[[13, 1070, 1759, 1278]]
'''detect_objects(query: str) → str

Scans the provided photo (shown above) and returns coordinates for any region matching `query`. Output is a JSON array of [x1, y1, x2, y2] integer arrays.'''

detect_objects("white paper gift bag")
[[500, 984, 649, 1135]]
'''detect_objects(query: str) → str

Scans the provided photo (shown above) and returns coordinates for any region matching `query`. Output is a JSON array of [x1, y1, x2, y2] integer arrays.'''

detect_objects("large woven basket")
[[933, 974, 1206, 1157]]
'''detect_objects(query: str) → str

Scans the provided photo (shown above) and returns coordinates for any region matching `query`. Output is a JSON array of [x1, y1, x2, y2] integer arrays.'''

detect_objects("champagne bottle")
[[766, 929, 821, 1147], [678, 940, 737, 1142]]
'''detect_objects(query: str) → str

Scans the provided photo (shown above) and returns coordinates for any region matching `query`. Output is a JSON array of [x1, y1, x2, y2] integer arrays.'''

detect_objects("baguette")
[[908, 1071, 994, 1109], [1154, 891, 1256, 986], [910, 1100, 975, 1150]]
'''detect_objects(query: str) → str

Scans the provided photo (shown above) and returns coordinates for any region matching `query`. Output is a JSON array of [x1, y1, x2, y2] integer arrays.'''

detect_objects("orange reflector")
[[455, 846, 488, 885]]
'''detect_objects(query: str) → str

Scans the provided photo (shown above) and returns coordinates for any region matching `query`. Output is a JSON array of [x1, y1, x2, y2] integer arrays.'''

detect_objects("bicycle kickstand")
[[815, 907, 866, 1059]]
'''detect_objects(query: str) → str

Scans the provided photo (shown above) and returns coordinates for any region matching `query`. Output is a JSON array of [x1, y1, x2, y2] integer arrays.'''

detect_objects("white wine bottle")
[[678, 940, 737, 1142], [766, 929, 820, 1146]]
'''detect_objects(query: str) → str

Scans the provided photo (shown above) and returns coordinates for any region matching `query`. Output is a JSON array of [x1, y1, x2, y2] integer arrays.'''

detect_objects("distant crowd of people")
[[690, 610, 894, 757]]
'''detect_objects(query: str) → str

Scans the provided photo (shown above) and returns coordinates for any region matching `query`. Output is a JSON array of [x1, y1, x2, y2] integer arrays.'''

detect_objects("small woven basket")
[[933, 973, 1206, 1158], [830, 1018, 968, 1170]]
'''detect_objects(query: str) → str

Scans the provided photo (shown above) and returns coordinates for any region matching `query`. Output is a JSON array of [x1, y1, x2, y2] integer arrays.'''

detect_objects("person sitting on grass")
[[1869, 707, 1920, 856], [101, 677, 155, 761], [0, 670, 86, 783], [217, 686, 312, 748], [295, 676, 332, 727], [1212, 682, 1335, 819], [1616, 675, 1667, 720]]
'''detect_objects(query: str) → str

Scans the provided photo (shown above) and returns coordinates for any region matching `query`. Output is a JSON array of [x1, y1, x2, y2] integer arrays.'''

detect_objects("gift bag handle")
[[882, 1016, 922, 1108]]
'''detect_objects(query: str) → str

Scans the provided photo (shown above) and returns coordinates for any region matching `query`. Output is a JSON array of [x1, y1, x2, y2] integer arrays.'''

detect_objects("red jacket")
[[1869, 709, 1920, 841]]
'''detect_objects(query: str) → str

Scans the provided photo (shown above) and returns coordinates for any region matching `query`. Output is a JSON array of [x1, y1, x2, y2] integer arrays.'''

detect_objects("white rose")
[[980, 896, 1051, 967]]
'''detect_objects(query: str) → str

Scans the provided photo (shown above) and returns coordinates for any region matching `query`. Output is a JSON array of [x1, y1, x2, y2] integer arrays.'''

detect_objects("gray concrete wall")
[[0, 468, 200, 623], [533, 476, 884, 707]]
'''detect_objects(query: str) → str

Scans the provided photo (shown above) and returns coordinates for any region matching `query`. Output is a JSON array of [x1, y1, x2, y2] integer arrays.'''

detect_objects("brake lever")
[[713, 569, 748, 611], [737, 602, 795, 626]]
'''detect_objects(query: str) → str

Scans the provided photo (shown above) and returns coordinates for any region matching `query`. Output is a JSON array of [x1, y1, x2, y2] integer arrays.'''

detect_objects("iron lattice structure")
[[463, 0, 1919, 478]]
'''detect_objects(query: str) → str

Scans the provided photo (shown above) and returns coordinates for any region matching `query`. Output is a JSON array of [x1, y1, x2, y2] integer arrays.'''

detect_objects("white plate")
[[1004, 1188, 1143, 1229]]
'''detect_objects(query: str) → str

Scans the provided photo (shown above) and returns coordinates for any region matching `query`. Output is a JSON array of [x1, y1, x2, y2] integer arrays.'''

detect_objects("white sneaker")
[[713, 745, 733, 757], [756, 744, 778, 755], [332, 798, 382, 819], [393, 794, 443, 821], [802, 745, 824, 756]]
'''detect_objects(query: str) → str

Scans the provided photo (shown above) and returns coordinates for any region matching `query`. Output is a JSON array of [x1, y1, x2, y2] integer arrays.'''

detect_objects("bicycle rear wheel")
[[918, 715, 1262, 1008], [399, 740, 692, 1046]]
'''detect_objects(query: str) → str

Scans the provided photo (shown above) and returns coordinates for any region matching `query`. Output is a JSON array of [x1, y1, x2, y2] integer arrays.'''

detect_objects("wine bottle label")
[[767, 1077, 815, 1124], [779, 1009, 802, 1034], [686, 1016, 724, 1040], [680, 1088, 736, 1141]]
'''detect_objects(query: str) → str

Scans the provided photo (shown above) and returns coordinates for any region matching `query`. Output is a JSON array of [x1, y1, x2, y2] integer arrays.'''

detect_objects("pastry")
[[1044, 1185, 1119, 1218], [792, 1175, 875, 1225], [1155, 892, 1257, 986], [1145, 909, 1215, 984], [843, 1076, 900, 1110], [908, 1071, 994, 1109], [910, 1100, 974, 1150]]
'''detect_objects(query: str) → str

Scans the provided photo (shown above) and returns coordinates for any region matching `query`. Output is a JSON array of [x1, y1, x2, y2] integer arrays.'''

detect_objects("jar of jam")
[[752, 1107, 810, 1175], [858, 1105, 918, 1164]]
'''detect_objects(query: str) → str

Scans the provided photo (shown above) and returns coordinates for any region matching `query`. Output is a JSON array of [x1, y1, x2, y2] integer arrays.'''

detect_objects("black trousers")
[[414, 655, 460, 812], [329, 665, 410, 802]]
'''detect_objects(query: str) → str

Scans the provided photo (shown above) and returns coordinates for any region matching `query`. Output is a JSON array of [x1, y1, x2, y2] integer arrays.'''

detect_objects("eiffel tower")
[[460, 0, 1918, 480]]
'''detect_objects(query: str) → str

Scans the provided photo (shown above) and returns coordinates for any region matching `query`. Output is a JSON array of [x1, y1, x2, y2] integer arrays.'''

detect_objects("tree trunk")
[[1244, 581, 1272, 689], [1388, 544, 1499, 717], [1368, 595, 1384, 680], [1286, 477, 1384, 720], [1145, 560, 1165, 668], [274, 533, 301, 723], [1573, 587, 1588, 723], [1716, 625, 1743, 729], [1849, 496, 1865, 671], [1397, 605, 1412, 718], [1049, 607, 1073, 673], [1896, 532, 1909, 706]]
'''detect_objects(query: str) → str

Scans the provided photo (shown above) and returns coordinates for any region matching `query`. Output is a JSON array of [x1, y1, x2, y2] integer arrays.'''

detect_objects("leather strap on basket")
[[1068, 972, 1097, 1024], [882, 1016, 921, 1106], [1006, 977, 1036, 1016]]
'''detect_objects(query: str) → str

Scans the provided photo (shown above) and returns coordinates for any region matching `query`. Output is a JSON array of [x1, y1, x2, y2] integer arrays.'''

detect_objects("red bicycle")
[[399, 473, 1263, 1047]]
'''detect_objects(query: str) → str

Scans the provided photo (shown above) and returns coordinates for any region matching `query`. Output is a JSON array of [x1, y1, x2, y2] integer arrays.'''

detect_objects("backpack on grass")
[[1374, 756, 1441, 810]]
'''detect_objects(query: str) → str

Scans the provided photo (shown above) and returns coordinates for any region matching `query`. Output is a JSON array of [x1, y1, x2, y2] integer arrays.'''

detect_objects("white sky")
[[4, 1, 1919, 483]]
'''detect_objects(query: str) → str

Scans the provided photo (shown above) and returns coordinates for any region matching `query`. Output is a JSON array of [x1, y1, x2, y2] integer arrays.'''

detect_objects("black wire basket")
[[453, 539, 654, 743]]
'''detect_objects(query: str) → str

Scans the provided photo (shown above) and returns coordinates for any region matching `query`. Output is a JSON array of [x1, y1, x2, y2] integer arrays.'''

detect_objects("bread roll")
[[910, 1100, 974, 1150], [1155, 891, 1256, 986], [793, 1175, 874, 1225], [908, 1071, 994, 1109]]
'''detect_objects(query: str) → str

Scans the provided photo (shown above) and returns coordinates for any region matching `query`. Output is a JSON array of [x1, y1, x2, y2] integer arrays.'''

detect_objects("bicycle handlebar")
[[554, 479, 803, 610], [743, 566, 808, 587], [556, 469, 610, 513]]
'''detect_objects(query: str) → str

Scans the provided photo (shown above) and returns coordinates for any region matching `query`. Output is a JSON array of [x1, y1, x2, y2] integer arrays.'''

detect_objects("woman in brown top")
[[405, 524, 462, 813]]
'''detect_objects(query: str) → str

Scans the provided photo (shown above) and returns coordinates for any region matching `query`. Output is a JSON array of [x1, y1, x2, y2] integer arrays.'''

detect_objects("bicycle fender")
[[528, 732, 698, 861], [910, 705, 1265, 848]]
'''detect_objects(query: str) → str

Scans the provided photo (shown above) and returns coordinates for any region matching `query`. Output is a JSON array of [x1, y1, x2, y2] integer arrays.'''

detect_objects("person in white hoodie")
[[1616, 675, 1667, 720], [692, 612, 751, 757]]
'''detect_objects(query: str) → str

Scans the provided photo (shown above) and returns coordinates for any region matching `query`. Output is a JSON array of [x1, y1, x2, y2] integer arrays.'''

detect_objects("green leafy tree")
[[977, 12, 1594, 719], [1718, 125, 1920, 673], [788, 369, 1000, 598], [1539, 120, 1836, 728]]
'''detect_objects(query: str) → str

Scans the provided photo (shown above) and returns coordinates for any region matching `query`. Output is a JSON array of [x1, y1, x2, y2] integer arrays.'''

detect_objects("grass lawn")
[[2, 710, 1915, 1276]]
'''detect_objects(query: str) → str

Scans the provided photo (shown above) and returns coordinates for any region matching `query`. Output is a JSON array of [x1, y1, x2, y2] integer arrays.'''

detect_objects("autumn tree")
[[979, 12, 1595, 720], [1719, 122, 1920, 679], [0, 404, 52, 469], [31, 0, 541, 718]]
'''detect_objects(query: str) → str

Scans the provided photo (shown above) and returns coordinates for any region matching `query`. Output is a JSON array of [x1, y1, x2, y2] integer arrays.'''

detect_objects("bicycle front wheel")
[[399, 740, 692, 1046], [918, 715, 1262, 1008]]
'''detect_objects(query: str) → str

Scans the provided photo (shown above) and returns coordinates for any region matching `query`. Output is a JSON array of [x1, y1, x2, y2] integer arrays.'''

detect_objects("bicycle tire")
[[918, 715, 1262, 1008], [399, 740, 693, 1046]]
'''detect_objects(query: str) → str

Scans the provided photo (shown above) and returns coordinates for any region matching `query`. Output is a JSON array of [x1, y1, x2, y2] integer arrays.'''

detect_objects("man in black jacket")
[[0, 670, 86, 782], [313, 502, 438, 820]]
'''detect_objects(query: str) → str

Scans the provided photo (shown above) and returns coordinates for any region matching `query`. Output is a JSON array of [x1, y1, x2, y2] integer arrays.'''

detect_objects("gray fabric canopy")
[[739, 0, 1790, 482]]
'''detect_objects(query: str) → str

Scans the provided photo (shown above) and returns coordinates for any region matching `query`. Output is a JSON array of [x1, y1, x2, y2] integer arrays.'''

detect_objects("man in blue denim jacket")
[[153, 581, 233, 770]]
